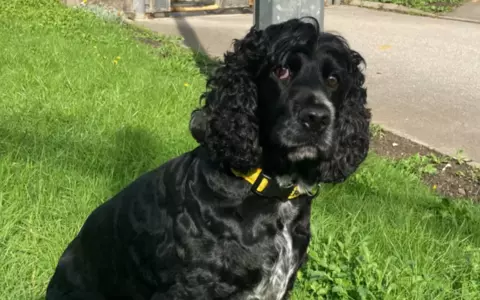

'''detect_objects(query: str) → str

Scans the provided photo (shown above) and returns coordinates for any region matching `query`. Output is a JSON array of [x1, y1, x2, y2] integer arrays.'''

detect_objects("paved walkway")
[[446, 0, 480, 22], [136, 6, 480, 163]]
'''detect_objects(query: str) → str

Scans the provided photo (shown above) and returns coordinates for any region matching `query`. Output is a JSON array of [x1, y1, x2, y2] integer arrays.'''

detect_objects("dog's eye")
[[326, 75, 339, 89], [274, 67, 291, 80]]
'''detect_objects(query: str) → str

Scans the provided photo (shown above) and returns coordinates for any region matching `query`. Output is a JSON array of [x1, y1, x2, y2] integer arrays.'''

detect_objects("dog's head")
[[190, 17, 371, 183]]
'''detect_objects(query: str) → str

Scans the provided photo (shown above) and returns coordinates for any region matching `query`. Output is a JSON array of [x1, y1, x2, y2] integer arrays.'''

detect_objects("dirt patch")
[[371, 128, 480, 201], [135, 37, 162, 48]]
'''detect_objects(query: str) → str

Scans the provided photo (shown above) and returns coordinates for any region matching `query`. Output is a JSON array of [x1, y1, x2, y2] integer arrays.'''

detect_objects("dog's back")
[[47, 150, 197, 299], [46, 147, 313, 300]]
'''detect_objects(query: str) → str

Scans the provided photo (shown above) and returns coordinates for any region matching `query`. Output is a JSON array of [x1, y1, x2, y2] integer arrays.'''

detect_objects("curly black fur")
[[47, 17, 370, 300], [313, 34, 370, 183], [193, 27, 268, 173], [193, 17, 371, 183]]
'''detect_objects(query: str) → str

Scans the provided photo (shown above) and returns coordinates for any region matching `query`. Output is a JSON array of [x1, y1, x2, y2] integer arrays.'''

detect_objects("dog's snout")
[[299, 108, 331, 131]]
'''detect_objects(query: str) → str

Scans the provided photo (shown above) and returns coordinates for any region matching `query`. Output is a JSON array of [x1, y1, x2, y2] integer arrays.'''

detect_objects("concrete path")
[[136, 6, 480, 162], [446, 0, 480, 22]]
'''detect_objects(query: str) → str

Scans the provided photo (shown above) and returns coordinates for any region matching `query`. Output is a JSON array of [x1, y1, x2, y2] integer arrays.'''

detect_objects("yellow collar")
[[231, 168, 317, 200]]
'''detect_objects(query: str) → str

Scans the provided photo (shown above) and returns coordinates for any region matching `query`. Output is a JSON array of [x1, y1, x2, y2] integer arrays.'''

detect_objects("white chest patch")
[[246, 202, 298, 300]]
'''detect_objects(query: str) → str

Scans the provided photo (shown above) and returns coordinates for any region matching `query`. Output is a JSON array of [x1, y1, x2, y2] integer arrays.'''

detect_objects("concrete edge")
[[374, 122, 480, 168], [345, 0, 480, 25]]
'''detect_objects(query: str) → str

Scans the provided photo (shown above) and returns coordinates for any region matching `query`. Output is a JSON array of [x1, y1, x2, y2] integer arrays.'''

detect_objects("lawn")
[[1, 1, 480, 299], [361, 0, 465, 13]]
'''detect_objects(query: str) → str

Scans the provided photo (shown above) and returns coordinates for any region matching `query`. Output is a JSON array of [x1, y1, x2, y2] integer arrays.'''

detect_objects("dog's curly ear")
[[191, 28, 266, 172], [317, 45, 371, 183], [189, 108, 208, 144]]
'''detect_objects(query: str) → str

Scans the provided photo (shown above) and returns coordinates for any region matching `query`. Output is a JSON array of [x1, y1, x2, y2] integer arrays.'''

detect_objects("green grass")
[[365, 0, 465, 13], [292, 156, 480, 299], [1, 1, 480, 299]]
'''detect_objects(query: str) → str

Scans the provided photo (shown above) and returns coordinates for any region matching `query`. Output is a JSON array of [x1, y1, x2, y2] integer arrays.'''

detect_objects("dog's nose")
[[299, 108, 331, 131]]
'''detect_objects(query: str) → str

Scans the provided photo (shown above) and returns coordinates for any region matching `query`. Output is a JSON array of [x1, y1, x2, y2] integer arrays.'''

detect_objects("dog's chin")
[[287, 145, 332, 163], [272, 122, 335, 163], [287, 146, 318, 162]]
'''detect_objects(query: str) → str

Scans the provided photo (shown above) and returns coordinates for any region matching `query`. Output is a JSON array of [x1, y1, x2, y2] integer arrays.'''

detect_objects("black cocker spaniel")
[[47, 17, 371, 300]]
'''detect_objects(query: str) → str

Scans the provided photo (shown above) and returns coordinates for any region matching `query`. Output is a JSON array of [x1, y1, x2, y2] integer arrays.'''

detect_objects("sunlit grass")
[[1, 1, 480, 299]]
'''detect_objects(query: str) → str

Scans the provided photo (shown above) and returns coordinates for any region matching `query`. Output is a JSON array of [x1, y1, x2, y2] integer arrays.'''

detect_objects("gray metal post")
[[134, 0, 146, 17], [254, 0, 324, 30]]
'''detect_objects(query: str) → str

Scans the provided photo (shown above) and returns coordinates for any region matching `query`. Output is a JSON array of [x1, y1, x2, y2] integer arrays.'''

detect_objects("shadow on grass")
[[127, 19, 222, 78], [172, 16, 222, 77], [0, 124, 162, 196]]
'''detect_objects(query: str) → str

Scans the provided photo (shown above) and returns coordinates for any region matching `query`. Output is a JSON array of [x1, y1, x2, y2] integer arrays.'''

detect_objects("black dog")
[[47, 17, 370, 300]]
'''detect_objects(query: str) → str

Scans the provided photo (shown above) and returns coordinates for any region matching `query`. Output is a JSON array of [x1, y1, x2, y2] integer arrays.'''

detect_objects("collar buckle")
[[251, 171, 296, 201]]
